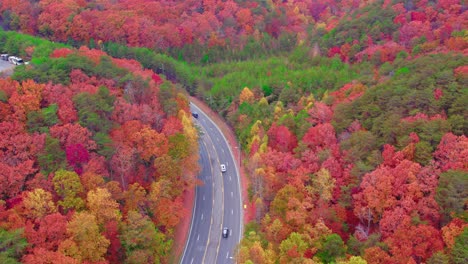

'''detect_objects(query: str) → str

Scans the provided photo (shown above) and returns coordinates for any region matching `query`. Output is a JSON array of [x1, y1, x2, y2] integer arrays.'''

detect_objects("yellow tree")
[[123, 183, 147, 213], [121, 211, 171, 263], [279, 232, 311, 264], [179, 109, 198, 151], [273, 101, 284, 121], [248, 120, 266, 155], [238, 230, 277, 264], [59, 212, 110, 262], [23, 188, 57, 219], [178, 109, 200, 184], [309, 168, 336, 203], [53, 170, 84, 212], [154, 154, 180, 181], [86, 187, 121, 225], [337, 256, 368, 264], [239, 87, 255, 105]]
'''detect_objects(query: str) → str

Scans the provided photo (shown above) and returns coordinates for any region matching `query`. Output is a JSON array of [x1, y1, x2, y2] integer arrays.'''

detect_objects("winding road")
[[181, 103, 243, 264]]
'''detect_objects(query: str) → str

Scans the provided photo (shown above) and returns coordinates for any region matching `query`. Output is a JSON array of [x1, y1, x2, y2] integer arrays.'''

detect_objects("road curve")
[[181, 102, 243, 264]]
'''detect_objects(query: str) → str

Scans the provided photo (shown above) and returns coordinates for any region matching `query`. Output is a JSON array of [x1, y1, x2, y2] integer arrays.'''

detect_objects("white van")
[[8, 56, 24, 65]]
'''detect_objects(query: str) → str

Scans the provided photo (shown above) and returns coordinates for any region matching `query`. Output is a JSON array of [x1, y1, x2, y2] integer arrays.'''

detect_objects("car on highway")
[[192, 112, 199, 118], [1, 54, 9, 61], [222, 227, 229, 238], [220, 164, 226, 173]]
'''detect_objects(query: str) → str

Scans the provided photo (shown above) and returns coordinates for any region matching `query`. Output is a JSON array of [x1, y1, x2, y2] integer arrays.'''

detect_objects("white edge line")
[[180, 145, 200, 264]]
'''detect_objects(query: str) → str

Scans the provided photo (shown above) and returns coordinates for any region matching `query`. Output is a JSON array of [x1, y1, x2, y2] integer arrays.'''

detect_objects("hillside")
[[0, 0, 467, 263], [230, 52, 467, 263], [0, 31, 199, 263], [1, 0, 466, 63]]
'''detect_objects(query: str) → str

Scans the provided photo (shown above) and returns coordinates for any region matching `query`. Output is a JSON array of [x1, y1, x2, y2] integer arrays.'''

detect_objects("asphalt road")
[[181, 103, 243, 264]]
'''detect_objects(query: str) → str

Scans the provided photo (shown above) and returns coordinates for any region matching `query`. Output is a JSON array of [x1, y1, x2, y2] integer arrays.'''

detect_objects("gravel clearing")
[[0, 59, 15, 77]]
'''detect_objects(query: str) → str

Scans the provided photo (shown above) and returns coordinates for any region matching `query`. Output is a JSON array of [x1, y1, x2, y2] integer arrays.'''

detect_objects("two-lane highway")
[[181, 103, 243, 264]]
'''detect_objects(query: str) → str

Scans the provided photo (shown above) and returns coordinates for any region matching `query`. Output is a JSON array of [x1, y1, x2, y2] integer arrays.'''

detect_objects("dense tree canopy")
[[0, 41, 199, 263], [0, 0, 466, 263]]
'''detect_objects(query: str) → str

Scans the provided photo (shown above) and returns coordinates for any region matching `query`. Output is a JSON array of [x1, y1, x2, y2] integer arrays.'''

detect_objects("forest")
[[0, 31, 200, 263], [0, 0, 467, 263]]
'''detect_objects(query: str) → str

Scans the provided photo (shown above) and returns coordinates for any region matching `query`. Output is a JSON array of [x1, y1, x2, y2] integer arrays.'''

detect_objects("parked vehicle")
[[8, 56, 24, 65], [1, 54, 9, 61]]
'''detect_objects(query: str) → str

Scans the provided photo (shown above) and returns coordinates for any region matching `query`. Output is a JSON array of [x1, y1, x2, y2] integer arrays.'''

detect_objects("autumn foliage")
[[0, 47, 199, 263], [1, 0, 466, 63], [227, 42, 466, 264], [0, 0, 467, 263]]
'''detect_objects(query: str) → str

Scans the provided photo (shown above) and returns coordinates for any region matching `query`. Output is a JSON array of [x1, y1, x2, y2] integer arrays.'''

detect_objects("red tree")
[[267, 123, 297, 153], [24, 212, 68, 251], [66, 144, 90, 175], [385, 218, 444, 263], [49, 123, 97, 150], [433, 133, 468, 172]]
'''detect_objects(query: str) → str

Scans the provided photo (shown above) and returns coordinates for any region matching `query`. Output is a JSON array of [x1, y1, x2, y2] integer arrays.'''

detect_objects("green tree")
[[427, 252, 450, 264], [26, 103, 58, 133], [158, 82, 178, 116], [168, 133, 190, 161], [121, 211, 172, 264], [0, 228, 27, 264], [414, 141, 434, 165], [316, 234, 346, 264], [93, 56, 127, 79], [451, 228, 468, 264], [93, 132, 114, 159], [436, 170, 468, 225], [37, 136, 67, 177], [73, 87, 115, 134], [279, 232, 310, 263], [340, 130, 378, 163]]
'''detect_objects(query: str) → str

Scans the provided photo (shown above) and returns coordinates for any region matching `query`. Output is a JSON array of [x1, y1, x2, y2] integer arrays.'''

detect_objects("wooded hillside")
[[0, 32, 199, 263], [0, 0, 467, 263]]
